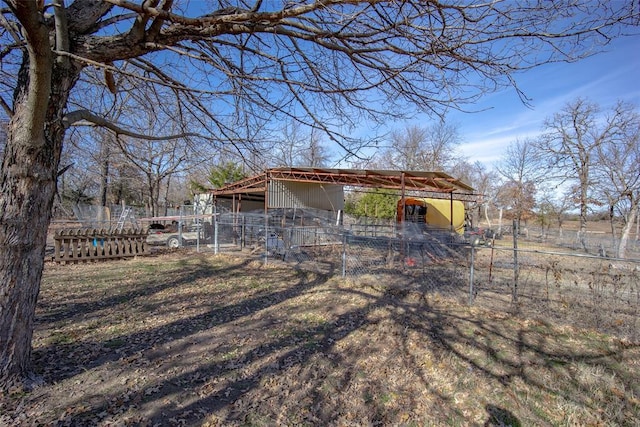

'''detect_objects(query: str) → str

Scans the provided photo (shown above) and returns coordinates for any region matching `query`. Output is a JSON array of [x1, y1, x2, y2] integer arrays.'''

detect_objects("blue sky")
[[439, 34, 640, 167], [116, 2, 640, 172]]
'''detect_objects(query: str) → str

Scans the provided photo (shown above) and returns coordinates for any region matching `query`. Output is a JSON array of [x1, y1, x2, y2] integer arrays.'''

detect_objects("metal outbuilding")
[[207, 167, 477, 215]]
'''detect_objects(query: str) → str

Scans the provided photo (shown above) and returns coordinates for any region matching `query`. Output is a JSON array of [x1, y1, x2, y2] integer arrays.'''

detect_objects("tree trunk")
[[153, 179, 161, 218], [0, 135, 52, 388], [99, 138, 110, 207], [0, 47, 79, 388], [483, 203, 492, 229], [512, 219, 519, 306], [146, 175, 163, 218], [163, 174, 172, 216], [147, 181, 156, 218], [579, 186, 589, 252], [618, 200, 638, 259]]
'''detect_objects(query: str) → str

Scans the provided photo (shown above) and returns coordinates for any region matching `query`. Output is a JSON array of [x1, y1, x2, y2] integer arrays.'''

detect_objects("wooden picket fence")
[[53, 228, 149, 263]]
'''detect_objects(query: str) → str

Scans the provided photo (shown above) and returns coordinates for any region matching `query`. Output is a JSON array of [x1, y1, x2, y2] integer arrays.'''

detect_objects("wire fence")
[[472, 244, 639, 341], [45, 203, 640, 341], [137, 208, 640, 341]]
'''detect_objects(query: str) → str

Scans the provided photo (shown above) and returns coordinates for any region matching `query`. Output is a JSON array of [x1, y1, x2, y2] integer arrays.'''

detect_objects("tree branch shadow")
[[18, 255, 640, 426]]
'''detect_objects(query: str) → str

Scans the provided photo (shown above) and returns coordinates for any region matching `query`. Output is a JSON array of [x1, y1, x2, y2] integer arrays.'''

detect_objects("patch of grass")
[[47, 331, 79, 345], [220, 347, 241, 361]]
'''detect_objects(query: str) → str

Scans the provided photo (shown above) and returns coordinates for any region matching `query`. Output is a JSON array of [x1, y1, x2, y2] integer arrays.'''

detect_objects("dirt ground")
[[1, 251, 639, 426]]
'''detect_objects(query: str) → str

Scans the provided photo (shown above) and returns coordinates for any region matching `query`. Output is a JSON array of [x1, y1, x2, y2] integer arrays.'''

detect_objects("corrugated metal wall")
[[268, 180, 344, 211], [221, 199, 264, 213]]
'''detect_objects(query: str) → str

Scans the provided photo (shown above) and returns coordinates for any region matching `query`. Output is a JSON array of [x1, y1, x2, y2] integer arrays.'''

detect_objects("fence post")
[[469, 242, 475, 305], [241, 214, 246, 249], [178, 205, 184, 246], [512, 219, 519, 304], [53, 231, 61, 261], [195, 202, 200, 253], [214, 204, 219, 255], [264, 215, 269, 266], [342, 232, 347, 278]]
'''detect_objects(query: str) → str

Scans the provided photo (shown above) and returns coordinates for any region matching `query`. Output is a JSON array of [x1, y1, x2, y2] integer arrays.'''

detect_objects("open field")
[[1, 251, 639, 426]]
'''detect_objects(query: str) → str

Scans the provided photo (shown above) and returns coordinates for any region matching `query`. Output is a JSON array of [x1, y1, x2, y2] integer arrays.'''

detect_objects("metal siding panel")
[[268, 181, 344, 211]]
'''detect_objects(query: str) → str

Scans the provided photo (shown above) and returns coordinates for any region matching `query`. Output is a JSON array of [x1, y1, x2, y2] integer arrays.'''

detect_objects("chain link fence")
[[46, 203, 640, 341], [145, 207, 640, 341]]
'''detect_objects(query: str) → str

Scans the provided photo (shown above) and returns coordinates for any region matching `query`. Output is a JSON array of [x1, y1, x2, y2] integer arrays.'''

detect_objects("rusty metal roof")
[[209, 167, 475, 198]]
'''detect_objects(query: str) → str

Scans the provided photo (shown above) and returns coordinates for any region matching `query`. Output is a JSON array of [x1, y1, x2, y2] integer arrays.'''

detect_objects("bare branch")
[[88, 12, 137, 33], [52, 0, 70, 68], [0, 96, 12, 117], [63, 109, 204, 141], [0, 9, 22, 43], [146, 0, 172, 42]]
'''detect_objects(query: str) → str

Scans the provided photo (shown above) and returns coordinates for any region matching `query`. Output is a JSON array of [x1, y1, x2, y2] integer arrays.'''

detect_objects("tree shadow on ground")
[[484, 404, 521, 426], [15, 254, 640, 426], [33, 256, 331, 385], [36, 255, 243, 325]]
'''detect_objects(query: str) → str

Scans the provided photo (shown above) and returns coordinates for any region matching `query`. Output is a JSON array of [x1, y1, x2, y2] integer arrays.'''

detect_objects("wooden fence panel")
[[53, 228, 149, 263]]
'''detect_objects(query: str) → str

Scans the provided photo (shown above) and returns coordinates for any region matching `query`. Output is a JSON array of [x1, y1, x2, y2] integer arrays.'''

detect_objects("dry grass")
[[1, 251, 639, 426]]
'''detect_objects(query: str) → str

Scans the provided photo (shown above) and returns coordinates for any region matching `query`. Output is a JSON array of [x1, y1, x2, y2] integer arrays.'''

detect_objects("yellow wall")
[[398, 197, 466, 234]]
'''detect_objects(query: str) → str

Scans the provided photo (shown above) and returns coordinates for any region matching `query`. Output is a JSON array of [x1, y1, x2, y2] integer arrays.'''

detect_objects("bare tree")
[[299, 130, 331, 167], [495, 139, 545, 228], [114, 132, 192, 217], [450, 160, 500, 230], [110, 161, 146, 207], [0, 0, 637, 389], [537, 98, 633, 251], [592, 103, 640, 258], [270, 120, 313, 166], [380, 122, 461, 170], [271, 121, 306, 167], [270, 122, 331, 167], [63, 126, 121, 210], [74, 71, 230, 214], [537, 189, 574, 238]]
